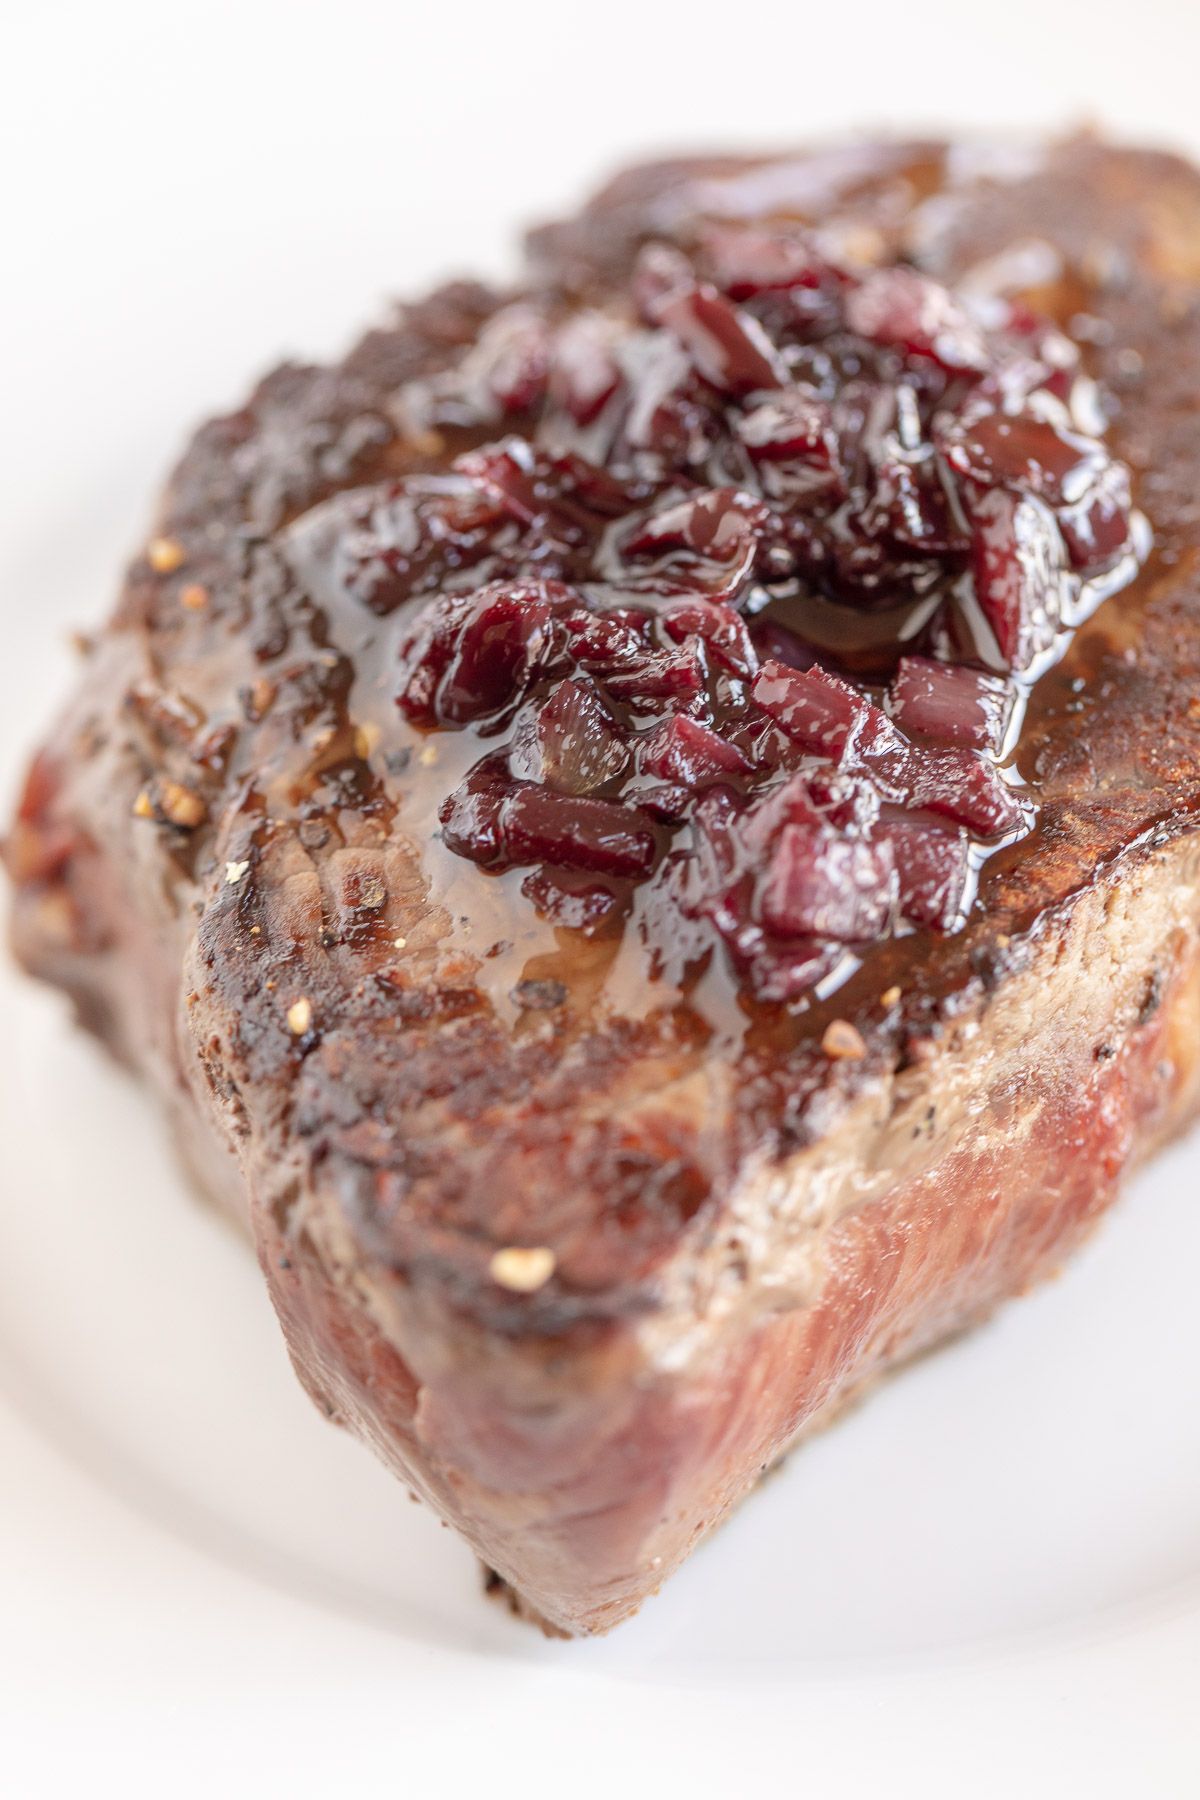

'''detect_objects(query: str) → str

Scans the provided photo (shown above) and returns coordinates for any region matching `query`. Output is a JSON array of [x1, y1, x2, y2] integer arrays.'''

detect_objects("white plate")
[[3, 6, 1200, 1793]]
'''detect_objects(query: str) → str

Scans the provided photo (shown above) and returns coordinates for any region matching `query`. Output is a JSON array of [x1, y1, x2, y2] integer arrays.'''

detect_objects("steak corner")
[[7, 134, 1200, 1634]]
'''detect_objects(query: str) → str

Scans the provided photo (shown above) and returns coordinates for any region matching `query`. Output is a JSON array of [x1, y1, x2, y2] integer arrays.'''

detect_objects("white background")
[[2, 3, 1199, 1794]]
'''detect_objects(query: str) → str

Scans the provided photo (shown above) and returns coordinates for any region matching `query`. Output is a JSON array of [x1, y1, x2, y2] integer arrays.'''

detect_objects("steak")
[[7, 135, 1200, 1636]]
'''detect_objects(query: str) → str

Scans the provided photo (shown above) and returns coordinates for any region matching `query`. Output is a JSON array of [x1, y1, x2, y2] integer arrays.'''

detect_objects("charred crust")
[[481, 1564, 574, 1638], [1137, 965, 1166, 1026], [10, 136, 1200, 1331]]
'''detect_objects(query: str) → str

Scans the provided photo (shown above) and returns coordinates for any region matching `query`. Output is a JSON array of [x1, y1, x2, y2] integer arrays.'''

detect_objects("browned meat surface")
[[6, 135, 1200, 1635]]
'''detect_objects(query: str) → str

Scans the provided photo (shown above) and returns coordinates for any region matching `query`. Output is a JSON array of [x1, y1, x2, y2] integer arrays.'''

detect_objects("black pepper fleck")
[[511, 978, 568, 1011]]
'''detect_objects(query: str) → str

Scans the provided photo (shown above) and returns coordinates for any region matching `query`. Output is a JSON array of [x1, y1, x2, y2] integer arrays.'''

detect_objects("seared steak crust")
[[7, 136, 1200, 1633]]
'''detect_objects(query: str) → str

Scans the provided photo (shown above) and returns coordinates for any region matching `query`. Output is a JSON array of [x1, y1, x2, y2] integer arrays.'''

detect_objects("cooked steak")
[[7, 135, 1200, 1636]]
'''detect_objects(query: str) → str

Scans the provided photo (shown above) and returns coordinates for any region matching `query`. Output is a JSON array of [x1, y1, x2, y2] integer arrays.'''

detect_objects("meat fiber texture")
[[7, 135, 1200, 1635]]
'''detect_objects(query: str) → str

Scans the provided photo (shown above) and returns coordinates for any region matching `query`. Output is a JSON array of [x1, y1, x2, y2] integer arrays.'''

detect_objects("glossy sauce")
[[270, 147, 1165, 1058]]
